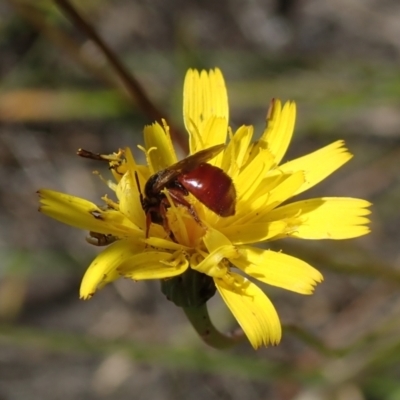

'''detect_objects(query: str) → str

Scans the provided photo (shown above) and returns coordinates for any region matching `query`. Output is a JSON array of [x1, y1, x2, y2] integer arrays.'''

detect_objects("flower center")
[[166, 201, 207, 248]]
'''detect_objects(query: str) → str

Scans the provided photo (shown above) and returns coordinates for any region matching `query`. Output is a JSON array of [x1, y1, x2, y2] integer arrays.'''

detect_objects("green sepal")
[[160, 268, 216, 307]]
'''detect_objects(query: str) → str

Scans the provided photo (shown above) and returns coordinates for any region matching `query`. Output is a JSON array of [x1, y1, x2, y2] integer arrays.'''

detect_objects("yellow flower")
[[38, 68, 371, 349]]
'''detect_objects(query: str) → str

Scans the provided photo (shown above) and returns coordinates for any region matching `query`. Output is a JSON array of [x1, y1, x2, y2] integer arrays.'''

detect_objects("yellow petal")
[[231, 171, 304, 227], [143, 121, 178, 172], [119, 250, 189, 279], [80, 239, 143, 299], [201, 116, 229, 162], [144, 236, 188, 251], [38, 189, 141, 237], [183, 68, 229, 153], [116, 170, 145, 231], [265, 198, 371, 239], [193, 247, 239, 278], [232, 247, 323, 294], [279, 140, 352, 195], [165, 196, 206, 248], [124, 147, 151, 182], [259, 100, 296, 165], [221, 125, 253, 177], [203, 226, 232, 251], [215, 273, 282, 349], [234, 148, 275, 204], [193, 228, 238, 277], [260, 170, 305, 214], [219, 221, 287, 244]]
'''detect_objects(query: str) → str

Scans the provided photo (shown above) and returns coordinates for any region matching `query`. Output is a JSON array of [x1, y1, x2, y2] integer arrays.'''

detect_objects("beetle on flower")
[[38, 68, 371, 349]]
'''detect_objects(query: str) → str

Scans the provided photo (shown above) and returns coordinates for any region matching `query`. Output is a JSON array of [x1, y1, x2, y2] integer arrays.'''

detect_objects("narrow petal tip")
[[80, 292, 94, 301]]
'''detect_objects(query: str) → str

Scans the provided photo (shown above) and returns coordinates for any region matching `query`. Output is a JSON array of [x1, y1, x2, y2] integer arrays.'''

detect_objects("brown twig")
[[53, 0, 187, 151], [52, 1, 152, 116], [10, 0, 187, 151], [9, 0, 116, 87]]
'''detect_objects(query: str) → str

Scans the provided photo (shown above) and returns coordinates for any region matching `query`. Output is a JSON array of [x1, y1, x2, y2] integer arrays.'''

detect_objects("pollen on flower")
[[160, 250, 190, 270], [77, 148, 128, 180], [101, 195, 119, 210], [166, 200, 207, 248], [223, 274, 246, 292]]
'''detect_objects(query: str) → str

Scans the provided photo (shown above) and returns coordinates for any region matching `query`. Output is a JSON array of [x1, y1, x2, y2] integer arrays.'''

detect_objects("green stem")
[[183, 304, 245, 349]]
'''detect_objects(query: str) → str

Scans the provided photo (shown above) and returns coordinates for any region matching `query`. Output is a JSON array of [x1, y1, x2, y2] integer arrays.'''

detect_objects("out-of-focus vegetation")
[[1, 1, 400, 399]]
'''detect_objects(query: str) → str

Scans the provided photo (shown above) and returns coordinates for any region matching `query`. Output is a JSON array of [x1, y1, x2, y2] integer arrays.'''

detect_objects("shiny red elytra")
[[138, 144, 236, 237]]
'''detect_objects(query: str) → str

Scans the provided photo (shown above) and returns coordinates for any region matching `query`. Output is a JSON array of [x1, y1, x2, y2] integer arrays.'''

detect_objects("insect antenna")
[[134, 171, 145, 208]]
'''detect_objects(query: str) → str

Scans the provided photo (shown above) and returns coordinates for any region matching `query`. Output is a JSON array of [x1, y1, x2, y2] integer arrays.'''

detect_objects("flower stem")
[[183, 304, 245, 349]]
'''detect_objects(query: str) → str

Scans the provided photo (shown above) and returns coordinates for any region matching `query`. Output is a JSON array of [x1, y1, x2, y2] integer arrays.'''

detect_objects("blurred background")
[[1, 0, 399, 399]]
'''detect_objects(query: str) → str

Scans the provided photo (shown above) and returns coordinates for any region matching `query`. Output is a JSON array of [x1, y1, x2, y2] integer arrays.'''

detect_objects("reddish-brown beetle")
[[138, 144, 236, 237]]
